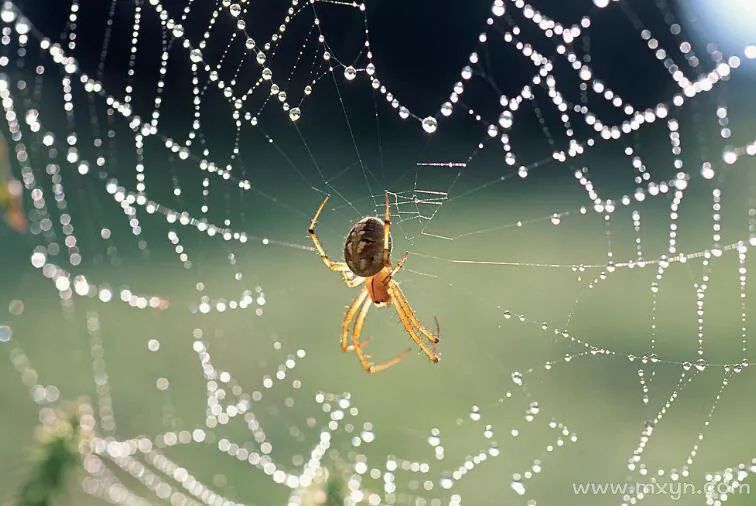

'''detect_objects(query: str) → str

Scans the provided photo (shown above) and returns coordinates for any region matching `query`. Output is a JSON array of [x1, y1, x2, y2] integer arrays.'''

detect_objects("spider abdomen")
[[344, 216, 391, 277]]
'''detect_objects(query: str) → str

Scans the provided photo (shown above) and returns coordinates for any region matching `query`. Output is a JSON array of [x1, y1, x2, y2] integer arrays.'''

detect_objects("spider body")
[[308, 192, 440, 373], [343, 217, 390, 278]]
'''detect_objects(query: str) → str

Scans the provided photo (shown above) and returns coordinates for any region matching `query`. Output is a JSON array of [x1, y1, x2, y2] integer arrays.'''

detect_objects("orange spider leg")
[[389, 286, 440, 362], [382, 191, 392, 266], [390, 251, 409, 276], [365, 349, 412, 373], [308, 195, 349, 271], [342, 289, 368, 351], [343, 274, 365, 288], [351, 298, 373, 370], [351, 297, 411, 373], [390, 281, 440, 344], [308, 195, 364, 288]]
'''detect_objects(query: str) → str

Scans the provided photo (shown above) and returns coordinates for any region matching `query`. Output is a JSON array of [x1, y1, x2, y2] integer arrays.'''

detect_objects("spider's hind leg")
[[342, 289, 368, 352], [389, 281, 440, 344], [389, 285, 440, 363], [351, 296, 411, 373]]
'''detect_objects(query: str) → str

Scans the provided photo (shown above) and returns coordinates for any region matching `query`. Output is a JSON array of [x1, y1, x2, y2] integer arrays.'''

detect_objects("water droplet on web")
[[498, 110, 513, 129], [469, 405, 481, 421], [399, 106, 410, 119], [695, 358, 707, 372], [30, 251, 46, 268], [8, 299, 24, 316], [503, 310, 512, 319], [262, 68, 272, 80], [304, 85, 312, 95], [1, 5, 17, 23], [0, 325, 12, 342], [550, 214, 561, 225], [288, 107, 301, 122], [511, 477, 526, 495], [511, 371, 524, 386], [190, 48, 203, 63], [492, 0, 505, 16], [422, 116, 437, 133], [440, 102, 452, 116], [343, 65, 357, 80], [256, 52, 266, 64], [229, 3, 241, 17]]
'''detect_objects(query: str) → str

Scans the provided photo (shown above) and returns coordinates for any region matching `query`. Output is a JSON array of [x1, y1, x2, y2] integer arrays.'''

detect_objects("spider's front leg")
[[308, 195, 364, 287], [308, 195, 340, 270]]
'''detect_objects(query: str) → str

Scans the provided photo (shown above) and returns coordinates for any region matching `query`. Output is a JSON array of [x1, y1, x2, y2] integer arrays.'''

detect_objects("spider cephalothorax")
[[308, 191, 440, 373]]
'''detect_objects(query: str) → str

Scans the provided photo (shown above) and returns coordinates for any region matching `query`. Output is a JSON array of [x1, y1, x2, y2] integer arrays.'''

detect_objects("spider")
[[308, 191, 440, 373]]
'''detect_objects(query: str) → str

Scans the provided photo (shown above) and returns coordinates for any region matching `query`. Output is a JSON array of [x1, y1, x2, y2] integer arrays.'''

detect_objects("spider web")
[[0, 0, 755, 505]]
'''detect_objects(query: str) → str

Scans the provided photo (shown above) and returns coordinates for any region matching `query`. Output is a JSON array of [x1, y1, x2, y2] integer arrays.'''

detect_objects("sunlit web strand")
[[409, 239, 750, 270]]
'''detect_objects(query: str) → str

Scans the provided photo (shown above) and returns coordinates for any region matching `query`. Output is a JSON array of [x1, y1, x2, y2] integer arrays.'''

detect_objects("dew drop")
[[8, 299, 24, 316], [229, 3, 241, 17], [0, 325, 11, 342], [498, 110, 513, 129], [511, 479, 526, 495], [421, 116, 438, 134], [469, 405, 481, 421], [190, 48, 203, 63], [288, 107, 301, 122], [511, 371, 524, 386], [30, 251, 46, 268], [343, 65, 357, 80], [695, 357, 707, 372]]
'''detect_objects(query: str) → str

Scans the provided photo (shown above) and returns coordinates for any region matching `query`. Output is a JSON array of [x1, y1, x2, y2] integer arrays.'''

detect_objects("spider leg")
[[342, 288, 368, 352], [383, 191, 392, 266], [365, 349, 412, 373], [389, 251, 409, 276], [308, 196, 364, 287], [389, 281, 440, 344], [308, 195, 349, 271], [351, 296, 411, 373], [342, 274, 365, 288], [390, 286, 440, 362], [351, 298, 374, 371]]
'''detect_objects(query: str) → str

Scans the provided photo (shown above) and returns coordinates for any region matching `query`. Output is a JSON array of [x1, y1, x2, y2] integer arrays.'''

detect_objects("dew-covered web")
[[1, 0, 755, 505]]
